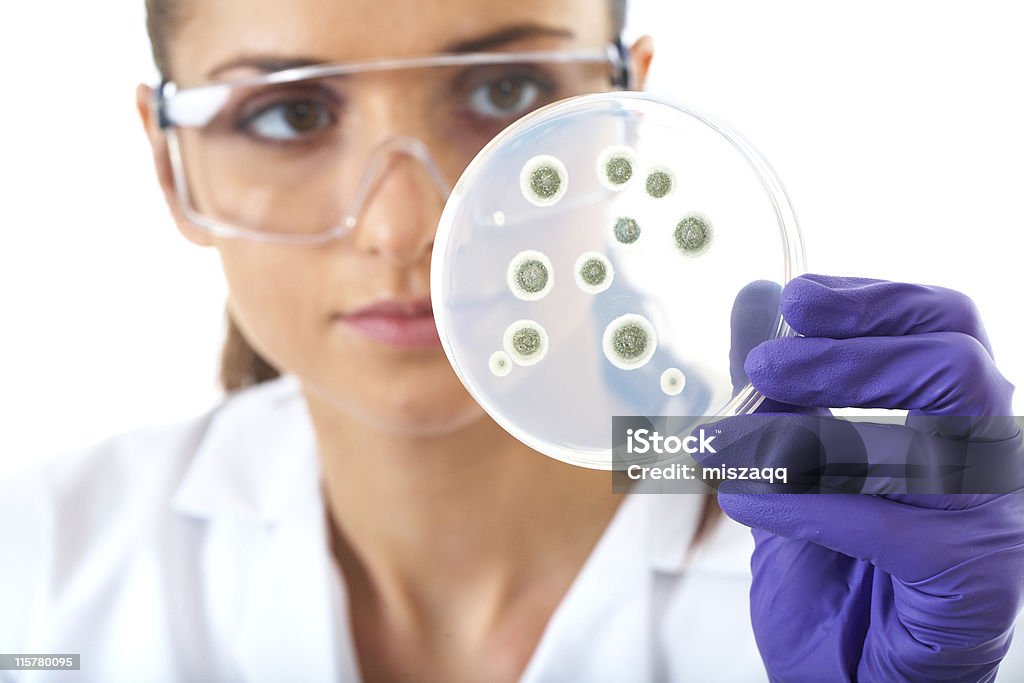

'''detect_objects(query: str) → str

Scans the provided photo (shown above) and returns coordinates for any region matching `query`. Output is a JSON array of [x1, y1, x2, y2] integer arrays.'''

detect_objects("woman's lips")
[[336, 300, 440, 349]]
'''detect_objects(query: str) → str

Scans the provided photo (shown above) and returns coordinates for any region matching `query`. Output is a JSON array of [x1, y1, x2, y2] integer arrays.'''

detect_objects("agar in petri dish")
[[602, 314, 657, 371], [645, 167, 675, 199], [502, 320, 549, 367], [431, 92, 805, 470], [519, 154, 568, 207], [574, 251, 614, 294], [674, 213, 714, 257], [507, 250, 554, 301], [612, 217, 641, 245], [489, 351, 513, 377], [660, 368, 686, 395], [596, 145, 637, 190]]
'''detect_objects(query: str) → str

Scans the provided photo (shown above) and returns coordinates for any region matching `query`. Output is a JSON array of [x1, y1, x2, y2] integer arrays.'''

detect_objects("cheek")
[[216, 240, 325, 376]]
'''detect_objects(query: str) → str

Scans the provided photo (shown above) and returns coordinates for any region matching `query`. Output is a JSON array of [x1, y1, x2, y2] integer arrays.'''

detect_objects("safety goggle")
[[155, 43, 632, 245]]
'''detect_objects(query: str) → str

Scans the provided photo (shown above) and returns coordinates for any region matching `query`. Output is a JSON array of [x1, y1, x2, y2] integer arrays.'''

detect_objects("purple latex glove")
[[710, 275, 1024, 682]]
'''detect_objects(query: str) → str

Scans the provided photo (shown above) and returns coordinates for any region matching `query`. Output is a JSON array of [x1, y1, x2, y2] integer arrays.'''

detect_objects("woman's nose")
[[346, 136, 451, 267]]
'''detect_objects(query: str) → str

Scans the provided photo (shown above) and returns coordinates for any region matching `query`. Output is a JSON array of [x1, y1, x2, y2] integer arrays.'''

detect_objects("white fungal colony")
[[519, 154, 568, 207], [602, 314, 657, 370], [503, 320, 550, 367]]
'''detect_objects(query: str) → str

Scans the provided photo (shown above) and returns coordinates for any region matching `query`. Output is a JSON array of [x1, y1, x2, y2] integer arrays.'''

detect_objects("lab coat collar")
[[519, 491, 751, 681], [685, 503, 757, 577], [170, 376, 359, 682], [643, 488, 704, 574], [171, 375, 318, 524], [634, 480, 754, 578], [170, 374, 754, 576], [166, 376, 751, 682]]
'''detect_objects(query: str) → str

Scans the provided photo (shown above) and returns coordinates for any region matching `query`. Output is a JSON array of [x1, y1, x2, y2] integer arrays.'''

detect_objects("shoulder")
[[2, 405, 214, 528], [0, 375, 304, 533], [0, 376, 307, 652]]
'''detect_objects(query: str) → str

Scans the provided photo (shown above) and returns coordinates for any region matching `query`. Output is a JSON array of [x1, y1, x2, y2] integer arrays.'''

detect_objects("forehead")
[[173, 0, 611, 84]]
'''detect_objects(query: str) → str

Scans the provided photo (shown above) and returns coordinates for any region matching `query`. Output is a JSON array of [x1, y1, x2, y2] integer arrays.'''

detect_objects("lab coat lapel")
[[519, 492, 705, 683], [229, 485, 351, 683], [519, 494, 660, 683], [172, 377, 362, 682]]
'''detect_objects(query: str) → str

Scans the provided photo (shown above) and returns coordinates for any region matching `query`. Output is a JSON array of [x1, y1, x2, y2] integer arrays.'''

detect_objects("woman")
[[2, 0, 1023, 681]]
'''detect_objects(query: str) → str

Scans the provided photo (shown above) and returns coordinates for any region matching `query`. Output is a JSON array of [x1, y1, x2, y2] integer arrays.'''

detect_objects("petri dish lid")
[[431, 92, 804, 470]]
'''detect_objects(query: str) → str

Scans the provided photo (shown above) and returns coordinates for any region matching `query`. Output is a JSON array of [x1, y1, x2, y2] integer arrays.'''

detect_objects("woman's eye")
[[243, 100, 335, 141], [468, 77, 543, 119]]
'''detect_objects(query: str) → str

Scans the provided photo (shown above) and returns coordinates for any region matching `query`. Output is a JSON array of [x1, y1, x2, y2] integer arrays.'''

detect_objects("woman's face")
[[143, 0, 648, 436]]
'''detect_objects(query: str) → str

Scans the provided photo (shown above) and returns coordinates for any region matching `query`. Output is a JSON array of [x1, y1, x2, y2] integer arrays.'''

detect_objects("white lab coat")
[[1, 376, 1022, 682]]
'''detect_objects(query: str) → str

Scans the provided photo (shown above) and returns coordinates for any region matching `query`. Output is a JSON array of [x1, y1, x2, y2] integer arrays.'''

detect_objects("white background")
[[1, 1, 1022, 480]]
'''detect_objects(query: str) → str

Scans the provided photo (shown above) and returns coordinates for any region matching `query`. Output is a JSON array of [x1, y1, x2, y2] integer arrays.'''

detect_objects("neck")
[[303, 385, 622, 630]]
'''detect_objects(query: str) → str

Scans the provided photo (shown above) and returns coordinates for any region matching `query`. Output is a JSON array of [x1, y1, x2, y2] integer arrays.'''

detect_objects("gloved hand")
[[704, 274, 1024, 682]]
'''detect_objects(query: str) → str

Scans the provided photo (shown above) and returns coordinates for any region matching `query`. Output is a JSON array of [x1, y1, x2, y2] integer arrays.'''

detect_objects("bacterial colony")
[[489, 146, 714, 398]]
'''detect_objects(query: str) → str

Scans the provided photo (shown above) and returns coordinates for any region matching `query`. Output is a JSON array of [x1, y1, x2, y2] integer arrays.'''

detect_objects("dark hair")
[[144, 0, 176, 80], [611, 0, 628, 38]]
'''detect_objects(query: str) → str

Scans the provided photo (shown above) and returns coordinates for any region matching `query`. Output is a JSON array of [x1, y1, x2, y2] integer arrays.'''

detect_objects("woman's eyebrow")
[[204, 23, 576, 80], [443, 23, 576, 53], [207, 57, 321, 80]]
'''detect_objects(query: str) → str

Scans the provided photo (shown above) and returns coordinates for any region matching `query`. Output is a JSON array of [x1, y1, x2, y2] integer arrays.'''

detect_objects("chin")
[[351, 389, 487, 437], [306, 358, 488, 437], [388, 401, 486, 437], [376, 373, 486, 436]]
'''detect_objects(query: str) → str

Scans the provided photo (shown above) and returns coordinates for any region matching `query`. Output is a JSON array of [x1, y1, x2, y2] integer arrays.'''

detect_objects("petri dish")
[[431, 92, 805, 470]]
